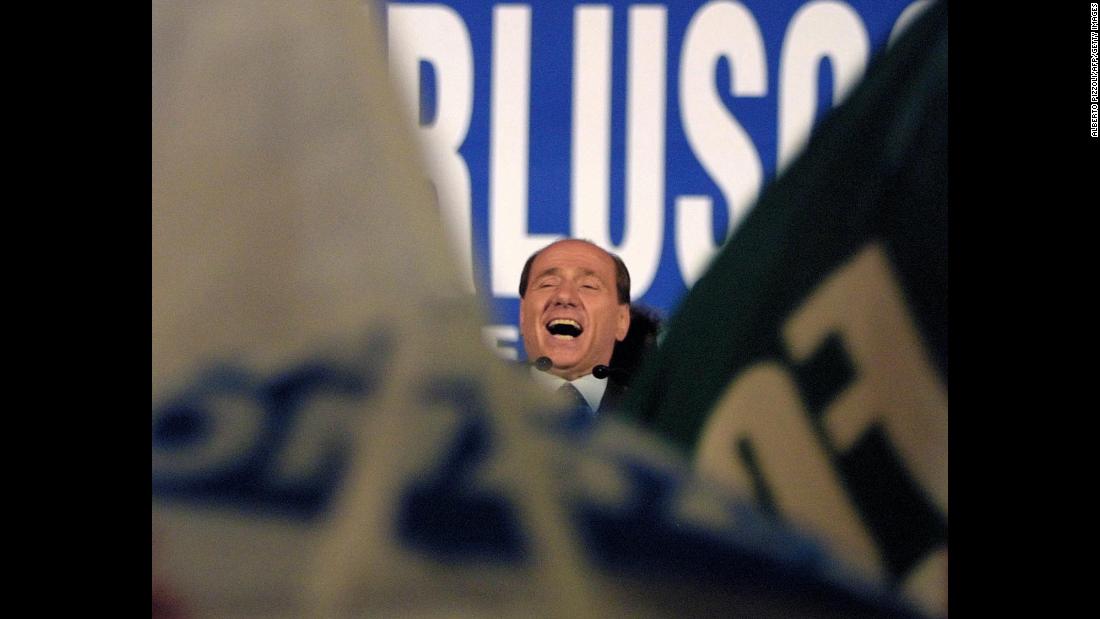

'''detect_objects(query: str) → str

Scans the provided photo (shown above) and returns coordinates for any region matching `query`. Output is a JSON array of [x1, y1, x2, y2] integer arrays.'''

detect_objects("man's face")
[[520, 240, 630, 381]]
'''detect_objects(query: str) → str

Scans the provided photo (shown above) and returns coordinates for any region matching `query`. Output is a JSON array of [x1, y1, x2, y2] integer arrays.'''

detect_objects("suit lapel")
[[596, 379, 627, 415]]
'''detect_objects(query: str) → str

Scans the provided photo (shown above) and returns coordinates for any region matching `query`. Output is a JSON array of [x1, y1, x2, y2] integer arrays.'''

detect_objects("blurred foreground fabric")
[[622, 2, 947, 617], [152, 0, 933, 617]]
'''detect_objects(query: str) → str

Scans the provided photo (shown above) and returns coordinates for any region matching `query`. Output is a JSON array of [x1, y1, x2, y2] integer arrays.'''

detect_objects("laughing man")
[[518, 239, 631, 418]]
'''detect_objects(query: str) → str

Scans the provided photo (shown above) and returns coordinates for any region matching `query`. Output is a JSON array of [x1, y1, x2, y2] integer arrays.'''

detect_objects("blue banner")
[[383, 0, 931, 359]]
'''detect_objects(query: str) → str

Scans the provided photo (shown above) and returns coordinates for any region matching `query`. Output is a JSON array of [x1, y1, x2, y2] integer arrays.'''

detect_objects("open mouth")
[[546, 318, 583, 339]]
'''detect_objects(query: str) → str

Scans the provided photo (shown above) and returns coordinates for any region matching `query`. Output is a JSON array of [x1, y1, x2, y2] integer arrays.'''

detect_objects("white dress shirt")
[[529, 366, 607, 412]]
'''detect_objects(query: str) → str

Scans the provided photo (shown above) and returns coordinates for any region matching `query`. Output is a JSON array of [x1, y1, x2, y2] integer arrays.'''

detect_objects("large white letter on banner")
[[570, 4, 613, 273], [777, 0, 869, 172], [387, 4, 476, 291], [571, 5, 667, 300], [676, 1, 766, 287], [490, 5, 561, 297]]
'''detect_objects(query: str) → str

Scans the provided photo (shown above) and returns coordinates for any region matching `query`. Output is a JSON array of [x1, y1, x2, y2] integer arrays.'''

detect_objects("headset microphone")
[[593, 364, 627, 380]]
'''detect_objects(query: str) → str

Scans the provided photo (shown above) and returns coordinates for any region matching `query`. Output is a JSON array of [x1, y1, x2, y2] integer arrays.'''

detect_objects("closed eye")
[[578, 278, 601, 290]]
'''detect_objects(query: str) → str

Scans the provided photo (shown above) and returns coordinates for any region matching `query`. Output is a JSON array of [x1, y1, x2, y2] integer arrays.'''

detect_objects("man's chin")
[[538, 343, 584, 367], [550, 355, 603, 381]]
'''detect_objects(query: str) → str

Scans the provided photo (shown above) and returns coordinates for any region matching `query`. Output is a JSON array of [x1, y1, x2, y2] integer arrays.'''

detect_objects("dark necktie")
[[557, 382, 594, 431]]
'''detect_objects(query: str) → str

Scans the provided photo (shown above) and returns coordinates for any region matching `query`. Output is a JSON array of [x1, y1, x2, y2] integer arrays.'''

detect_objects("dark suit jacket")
[[596, 378, 628, 415]]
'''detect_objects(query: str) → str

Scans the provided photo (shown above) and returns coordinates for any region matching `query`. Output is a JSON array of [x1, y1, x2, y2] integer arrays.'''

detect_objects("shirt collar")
[[529, 366, 608, 412]]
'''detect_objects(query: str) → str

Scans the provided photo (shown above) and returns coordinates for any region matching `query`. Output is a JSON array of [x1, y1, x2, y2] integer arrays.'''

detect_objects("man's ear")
[[615, 304, 630, 341]]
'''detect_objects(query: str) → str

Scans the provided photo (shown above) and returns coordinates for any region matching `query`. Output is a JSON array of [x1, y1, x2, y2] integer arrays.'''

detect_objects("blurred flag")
[[621, 2, 947, 617], [152, 1, 932, 617]]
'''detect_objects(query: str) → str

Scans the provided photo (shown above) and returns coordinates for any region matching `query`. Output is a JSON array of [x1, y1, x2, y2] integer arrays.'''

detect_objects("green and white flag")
[[622, 3, 948, 617]]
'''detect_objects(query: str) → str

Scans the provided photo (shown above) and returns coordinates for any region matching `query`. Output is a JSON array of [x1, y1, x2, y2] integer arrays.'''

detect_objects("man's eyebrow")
[[533, 267, 562, 280]]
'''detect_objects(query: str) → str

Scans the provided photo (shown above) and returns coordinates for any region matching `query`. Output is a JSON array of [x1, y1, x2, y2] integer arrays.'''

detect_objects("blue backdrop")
[[381, 0, 930, 359]]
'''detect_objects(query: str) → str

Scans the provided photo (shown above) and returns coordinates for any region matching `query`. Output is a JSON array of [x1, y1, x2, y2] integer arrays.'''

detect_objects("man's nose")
[[552, 282, 578, 306]]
